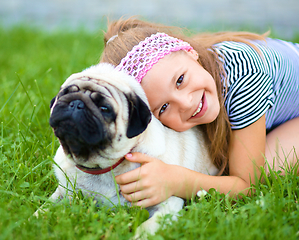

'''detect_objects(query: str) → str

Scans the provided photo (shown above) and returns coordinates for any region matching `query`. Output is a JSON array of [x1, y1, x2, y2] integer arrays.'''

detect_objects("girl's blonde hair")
[[100, 17, 267, 175]]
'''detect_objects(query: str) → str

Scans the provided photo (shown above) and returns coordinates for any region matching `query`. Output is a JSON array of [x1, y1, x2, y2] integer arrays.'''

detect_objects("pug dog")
[[46, 63, 218, 237]]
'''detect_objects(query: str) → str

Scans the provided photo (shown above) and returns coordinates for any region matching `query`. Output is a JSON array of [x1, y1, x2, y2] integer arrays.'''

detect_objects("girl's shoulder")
[[213, 37, 297, 51], [213, 40, 258, 53], [217, 38, 299, 130], [213, 38, 299, 67], [213, 40, 267, 82], [213, 40, 261, 57], [214, 40, 274, 130], [213, 40, 269, 88], [213, 38, 299, 87]]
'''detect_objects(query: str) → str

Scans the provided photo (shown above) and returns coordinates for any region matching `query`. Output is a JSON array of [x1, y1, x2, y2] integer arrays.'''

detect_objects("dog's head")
[[50, 63, 151, 168]]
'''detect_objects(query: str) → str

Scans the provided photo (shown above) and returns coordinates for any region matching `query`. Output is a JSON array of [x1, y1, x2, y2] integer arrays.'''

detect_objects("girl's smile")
[[141, 50, 220, 132], [191, 92, 207, 119]]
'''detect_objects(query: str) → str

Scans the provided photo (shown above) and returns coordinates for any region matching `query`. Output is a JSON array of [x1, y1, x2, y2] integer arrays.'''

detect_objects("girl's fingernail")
[[126, 153, 133, 158]]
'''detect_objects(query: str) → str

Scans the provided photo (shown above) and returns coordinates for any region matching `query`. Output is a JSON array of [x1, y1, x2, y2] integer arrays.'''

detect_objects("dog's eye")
[[100, 104, 116, 122], [91, 93, 111, 112], [91, 92, 115, 121], [100, 106, 110, 113]]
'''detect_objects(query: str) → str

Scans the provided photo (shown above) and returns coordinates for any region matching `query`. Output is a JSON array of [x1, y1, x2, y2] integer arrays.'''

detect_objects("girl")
[[100, 18, 299, 208]]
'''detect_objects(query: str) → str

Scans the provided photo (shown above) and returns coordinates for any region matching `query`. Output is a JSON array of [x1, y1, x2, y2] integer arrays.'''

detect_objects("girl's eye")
[[159, 103, 169, 116], [176, 74, 184, 88]]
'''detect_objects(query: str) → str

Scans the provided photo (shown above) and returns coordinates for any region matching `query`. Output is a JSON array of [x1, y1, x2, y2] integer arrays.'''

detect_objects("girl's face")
[[141, 50, 220, 132]]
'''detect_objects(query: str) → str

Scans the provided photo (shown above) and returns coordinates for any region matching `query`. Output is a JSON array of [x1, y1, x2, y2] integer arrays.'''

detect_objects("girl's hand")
[[115, 152, 175, 208]]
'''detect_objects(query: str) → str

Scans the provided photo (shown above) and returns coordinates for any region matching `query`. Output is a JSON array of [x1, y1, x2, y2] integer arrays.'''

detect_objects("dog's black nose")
[[69, 100, 85, 110]]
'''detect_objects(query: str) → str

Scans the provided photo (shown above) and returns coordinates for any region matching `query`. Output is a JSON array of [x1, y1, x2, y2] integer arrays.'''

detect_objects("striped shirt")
[[213, 39, 299, 130]]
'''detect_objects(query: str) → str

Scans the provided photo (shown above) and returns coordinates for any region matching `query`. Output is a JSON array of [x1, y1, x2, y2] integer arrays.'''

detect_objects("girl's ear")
[[185, 49, 199, 61]]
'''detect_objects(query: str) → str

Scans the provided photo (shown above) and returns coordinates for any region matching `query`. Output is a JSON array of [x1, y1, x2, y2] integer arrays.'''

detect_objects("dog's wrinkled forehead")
[[59, 77, 113, 99]]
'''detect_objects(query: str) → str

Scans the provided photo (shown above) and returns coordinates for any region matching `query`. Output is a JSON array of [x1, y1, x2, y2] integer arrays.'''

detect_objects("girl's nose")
[[176, 93, 192, 113], [178, 102, 191, 113]]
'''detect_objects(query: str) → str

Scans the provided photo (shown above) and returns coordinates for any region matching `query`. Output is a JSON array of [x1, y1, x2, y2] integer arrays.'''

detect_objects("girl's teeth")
[[192, 101, 202, 117]]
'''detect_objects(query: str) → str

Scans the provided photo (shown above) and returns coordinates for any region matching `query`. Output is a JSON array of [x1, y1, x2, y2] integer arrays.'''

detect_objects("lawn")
[[0, 26, 298, 240]]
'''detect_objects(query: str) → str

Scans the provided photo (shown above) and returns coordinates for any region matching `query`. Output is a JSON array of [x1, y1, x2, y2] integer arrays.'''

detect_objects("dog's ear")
[[50, 96, 56, 109], [125, 94, 152, 138]]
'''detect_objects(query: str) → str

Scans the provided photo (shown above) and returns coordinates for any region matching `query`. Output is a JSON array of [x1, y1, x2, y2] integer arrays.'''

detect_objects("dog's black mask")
[[49, 86, 151, 159]]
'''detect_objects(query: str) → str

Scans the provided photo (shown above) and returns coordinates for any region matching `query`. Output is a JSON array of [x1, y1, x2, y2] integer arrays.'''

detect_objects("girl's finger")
[[122, 190, 149, 203], [133, 198, 154, 209], [115, 153, 156, 184], [119, 180, 144, 194], [115, 167, 143, 184], [122, 190, 162, 208], [125, 152, 154, 164]]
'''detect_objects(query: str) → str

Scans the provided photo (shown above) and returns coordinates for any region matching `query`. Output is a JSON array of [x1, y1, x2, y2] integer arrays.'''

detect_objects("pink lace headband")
[[115, 32, 193, 83]]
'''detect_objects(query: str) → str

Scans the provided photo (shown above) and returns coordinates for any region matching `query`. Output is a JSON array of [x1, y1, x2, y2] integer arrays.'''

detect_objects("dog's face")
[[49, 64, 151, 169]]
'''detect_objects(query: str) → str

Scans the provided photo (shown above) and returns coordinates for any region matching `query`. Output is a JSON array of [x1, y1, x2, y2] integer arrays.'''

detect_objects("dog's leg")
[[134, 196, 184, 239]]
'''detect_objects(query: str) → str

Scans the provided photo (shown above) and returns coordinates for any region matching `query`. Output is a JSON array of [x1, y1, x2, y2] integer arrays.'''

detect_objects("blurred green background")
[[1, 0, 298, 39]]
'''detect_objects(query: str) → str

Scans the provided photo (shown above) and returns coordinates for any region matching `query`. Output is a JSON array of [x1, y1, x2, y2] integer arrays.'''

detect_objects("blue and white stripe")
[[213, 38, 299, 130]]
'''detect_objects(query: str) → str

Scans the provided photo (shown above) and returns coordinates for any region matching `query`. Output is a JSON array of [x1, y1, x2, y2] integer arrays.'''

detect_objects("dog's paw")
[[132, 227, 146, 240], [33, 207, 48, 218], [133, 212, 162, 240], [133, 225, 151, 240]]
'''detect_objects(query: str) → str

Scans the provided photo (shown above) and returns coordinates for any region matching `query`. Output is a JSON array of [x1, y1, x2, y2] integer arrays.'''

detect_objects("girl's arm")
[[115, 115, 266, 208]]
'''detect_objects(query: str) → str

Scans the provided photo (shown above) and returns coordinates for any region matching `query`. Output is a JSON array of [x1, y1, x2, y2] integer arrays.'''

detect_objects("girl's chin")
[[175, 123, 199, 132]]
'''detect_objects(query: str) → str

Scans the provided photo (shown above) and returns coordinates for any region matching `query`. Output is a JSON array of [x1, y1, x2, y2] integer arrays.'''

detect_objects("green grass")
[[0, 26, 299, 240]]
